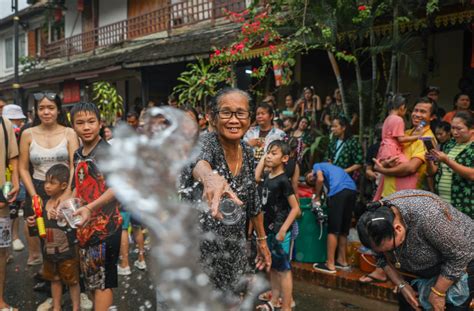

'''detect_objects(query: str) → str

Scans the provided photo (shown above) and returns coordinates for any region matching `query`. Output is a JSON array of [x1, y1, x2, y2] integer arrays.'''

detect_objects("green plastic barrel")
[[294, 198, 327, 263]]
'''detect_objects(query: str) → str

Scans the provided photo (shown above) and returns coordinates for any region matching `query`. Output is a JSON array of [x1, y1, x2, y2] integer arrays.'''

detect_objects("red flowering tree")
[[210, 4, 296, 89]]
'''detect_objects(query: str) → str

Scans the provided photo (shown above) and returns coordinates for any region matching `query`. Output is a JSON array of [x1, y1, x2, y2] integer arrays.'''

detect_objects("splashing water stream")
[[99, 107, 265, 310]]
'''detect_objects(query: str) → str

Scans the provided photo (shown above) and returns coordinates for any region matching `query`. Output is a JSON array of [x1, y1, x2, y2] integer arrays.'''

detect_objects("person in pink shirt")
[[376, 95, 422, 196]]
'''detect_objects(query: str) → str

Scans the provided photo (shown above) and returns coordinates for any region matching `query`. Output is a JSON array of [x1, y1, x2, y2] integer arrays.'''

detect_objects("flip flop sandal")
[[313, 263, 337, 274], [0, 306, 17, 311], [335, 261, 351, 270], [274, 298, 296, 308], [256, 301, 274, 311], [258, 290, 272, 301], [358, 274, 387, 284]]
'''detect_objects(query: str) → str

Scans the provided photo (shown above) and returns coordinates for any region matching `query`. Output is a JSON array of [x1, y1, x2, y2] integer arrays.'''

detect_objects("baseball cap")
[[2, 104, 26, 120]]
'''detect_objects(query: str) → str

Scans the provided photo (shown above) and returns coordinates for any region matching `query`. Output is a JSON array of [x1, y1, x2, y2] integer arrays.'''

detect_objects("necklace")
[[224, 144, 242, 176]]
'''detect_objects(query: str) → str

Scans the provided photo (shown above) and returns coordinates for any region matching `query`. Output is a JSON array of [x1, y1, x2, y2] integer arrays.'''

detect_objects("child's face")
[[44, 177, 67, 197], [398, 104, 407, 117], [264, 146, 288, 168], [435, 128, 450, 144], [73, 111, 101, 144]]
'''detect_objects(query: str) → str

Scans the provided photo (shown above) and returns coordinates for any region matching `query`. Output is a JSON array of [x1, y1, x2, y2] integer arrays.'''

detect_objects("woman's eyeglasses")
[[33, 92, 57, 101], [216, 110, 250, 120]]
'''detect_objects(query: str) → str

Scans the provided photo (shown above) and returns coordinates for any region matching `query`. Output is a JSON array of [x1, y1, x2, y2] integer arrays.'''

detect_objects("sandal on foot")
[[258, 290, 272, 301], [313, 263, 337, 274], [256, 301, 274, 311], [335, 261, 351, 270], [0, 305, 18, 311], [274, 298, 296, 308], [359, 273, 387, 284]]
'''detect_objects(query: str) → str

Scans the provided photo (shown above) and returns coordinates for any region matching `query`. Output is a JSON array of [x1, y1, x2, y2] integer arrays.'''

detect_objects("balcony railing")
[[44, 0, 246, 59]]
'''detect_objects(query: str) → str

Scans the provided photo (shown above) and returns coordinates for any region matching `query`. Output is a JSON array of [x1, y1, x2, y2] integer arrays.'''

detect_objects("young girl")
[[376, 95, 422, 191]]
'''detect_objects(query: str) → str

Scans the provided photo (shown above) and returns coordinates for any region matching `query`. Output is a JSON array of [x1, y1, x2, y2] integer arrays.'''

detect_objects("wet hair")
[[45, 164, 70, 184], [414, 96, 437, 116], [70, 102, 100, 122], [257, 102, 274, 117], [357, 204, 396, 249], [209, 88, 252, 120], [453, 93, 470, 107], [435, 121, 451, 133], [453, 111, 474, 129], [387, 94, 407, 111], [267, 139, 291, 156], [33, 92, 69, 127], [333, 116, 353, 140]]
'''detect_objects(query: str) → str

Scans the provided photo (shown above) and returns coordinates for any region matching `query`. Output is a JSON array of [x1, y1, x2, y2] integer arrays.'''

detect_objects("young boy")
[[70, 103, 122, 311], [26, 164, 80, 311], [256, 140, 300, 311]]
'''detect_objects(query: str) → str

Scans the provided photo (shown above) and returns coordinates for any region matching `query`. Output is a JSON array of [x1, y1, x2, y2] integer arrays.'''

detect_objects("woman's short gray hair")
[[209, 88, 252, 118]]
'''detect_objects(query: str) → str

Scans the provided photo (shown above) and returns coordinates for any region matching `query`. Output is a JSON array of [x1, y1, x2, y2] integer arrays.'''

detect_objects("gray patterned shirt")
[[377, 189, 474, 281]]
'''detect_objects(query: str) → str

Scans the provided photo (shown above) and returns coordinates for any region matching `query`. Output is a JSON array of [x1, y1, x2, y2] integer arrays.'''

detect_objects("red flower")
[[214, 49, 221, 56], [269, 45, 276, 52], [252, 68, 258, 73], [358, 5, 367, 11]]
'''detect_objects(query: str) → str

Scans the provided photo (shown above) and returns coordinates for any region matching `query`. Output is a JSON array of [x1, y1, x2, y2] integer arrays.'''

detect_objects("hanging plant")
[[91, 81, 123, 125]]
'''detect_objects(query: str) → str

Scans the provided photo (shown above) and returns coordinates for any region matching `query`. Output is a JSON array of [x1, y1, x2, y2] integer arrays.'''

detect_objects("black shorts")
[[79, 229, 121, 291], [327, 189, 356, 235]]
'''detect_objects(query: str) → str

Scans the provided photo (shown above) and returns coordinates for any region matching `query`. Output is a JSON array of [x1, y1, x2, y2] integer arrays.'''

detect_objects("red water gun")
[[32, 195, 46, 238]]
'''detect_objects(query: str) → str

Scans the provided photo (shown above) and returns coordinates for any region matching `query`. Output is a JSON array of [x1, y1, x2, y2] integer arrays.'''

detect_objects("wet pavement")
[[4, 221, 397, 310]]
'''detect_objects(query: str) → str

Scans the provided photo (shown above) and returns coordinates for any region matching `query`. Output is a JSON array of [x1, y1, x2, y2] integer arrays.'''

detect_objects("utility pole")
[[11, 0, 22, 110]]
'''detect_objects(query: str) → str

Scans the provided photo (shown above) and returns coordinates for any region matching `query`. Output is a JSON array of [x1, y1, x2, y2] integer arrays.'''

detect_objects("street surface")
[[4, 220, 397, 310]]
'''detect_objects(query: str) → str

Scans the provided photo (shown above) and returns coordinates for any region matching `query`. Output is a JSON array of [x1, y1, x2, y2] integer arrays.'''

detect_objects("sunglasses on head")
[[33, 92, 57, 101]]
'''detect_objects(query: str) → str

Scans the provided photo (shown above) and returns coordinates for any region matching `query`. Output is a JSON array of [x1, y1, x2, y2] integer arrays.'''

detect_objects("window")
[[5, 34, 26, 70], [5, 37, 13, 69]]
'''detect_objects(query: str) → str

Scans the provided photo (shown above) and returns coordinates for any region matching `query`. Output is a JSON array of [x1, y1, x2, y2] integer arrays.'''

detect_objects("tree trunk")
[[369, 27, 377, 145], [327, 50, 348, 116], [354, 58, 364, 144], [384, 2, 399, 115]]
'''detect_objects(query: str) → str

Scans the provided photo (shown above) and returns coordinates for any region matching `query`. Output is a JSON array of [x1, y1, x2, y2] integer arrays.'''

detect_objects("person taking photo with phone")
[[427, 111, 474, 219]]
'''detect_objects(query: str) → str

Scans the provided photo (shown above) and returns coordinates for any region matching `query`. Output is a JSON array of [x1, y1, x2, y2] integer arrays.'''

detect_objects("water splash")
[[100, 107, 225, 310]]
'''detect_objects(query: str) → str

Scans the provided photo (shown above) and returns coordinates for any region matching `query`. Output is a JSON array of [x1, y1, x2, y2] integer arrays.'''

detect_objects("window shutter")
[[27, 30, 36, 57]]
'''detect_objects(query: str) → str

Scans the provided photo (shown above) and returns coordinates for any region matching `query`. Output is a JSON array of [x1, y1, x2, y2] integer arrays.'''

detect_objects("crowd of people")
[[0, 83, 472, 311]]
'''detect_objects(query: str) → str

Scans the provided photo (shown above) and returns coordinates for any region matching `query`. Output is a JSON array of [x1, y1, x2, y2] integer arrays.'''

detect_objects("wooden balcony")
[[44, 0, 246, 59]]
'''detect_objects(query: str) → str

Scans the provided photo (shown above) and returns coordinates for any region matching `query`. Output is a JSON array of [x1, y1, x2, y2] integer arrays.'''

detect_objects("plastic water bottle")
[[416, 120, 426, 131]]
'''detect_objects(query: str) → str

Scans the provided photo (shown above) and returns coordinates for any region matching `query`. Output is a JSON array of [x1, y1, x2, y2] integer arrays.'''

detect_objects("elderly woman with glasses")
[[19, 91, 79, 266], [181, 88, 271, 304], [357, 189, 474, 311]]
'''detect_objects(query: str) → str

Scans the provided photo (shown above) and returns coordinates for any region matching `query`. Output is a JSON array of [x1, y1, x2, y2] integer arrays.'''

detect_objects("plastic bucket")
[[294, 198, 327, 263], [358, 251, 376, 273]]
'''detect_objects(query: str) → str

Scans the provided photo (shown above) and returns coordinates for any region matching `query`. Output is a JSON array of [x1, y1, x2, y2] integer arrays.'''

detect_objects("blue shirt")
[[313, 162, 356, 197]]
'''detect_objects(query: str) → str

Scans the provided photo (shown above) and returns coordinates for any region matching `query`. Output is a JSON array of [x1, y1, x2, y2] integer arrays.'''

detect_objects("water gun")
[[32, 195, 46, 238], [2, 166, 12, 200]]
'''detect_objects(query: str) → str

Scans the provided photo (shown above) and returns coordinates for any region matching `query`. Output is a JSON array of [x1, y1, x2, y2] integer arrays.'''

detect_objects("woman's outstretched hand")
[[201, 171, 243, 220]]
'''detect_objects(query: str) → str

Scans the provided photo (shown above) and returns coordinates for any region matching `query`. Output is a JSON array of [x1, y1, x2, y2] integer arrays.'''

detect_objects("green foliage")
[[19, 56, 41, 73], [91, 81, 123, 125], [172, 58, 233, 107]]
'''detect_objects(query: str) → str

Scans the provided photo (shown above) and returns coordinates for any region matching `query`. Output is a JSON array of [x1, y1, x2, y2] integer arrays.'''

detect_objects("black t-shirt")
[[284, 158, 296, 179], [73, 139, 122, 247], [261, 172, 294, 233]]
